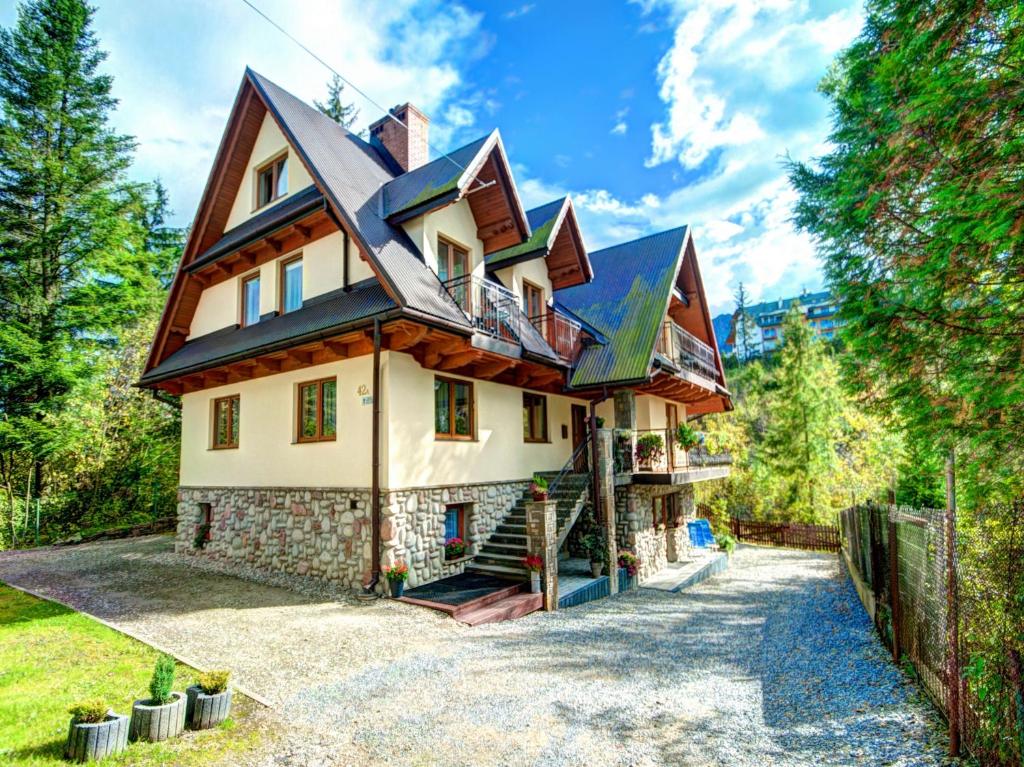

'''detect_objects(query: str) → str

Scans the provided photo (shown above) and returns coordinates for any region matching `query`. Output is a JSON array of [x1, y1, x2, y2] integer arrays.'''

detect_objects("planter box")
[[65, 713, 129, 763], [186, 685, 232, 730], [130, 692, 186, 742]]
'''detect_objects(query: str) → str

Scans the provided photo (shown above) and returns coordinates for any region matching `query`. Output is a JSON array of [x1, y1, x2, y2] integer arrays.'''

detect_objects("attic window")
[[256, 154, 288, 208]]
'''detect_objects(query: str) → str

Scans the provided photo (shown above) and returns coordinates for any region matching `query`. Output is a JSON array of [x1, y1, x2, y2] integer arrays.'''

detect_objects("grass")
[[0, 584, 269, 766]]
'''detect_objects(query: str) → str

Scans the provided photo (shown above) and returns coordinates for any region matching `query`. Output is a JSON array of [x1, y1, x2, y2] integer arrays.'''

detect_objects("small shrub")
[[197, 670, 230, 695], [149, 653, 177, 705], [716, 533, 737, 555], [444, 536, 466, 560], [582, 529, 607, 564], [530, 474, 549, 498], [635, 433, 665, 465], [69, 699, 108, 724], [675, 422, 701, 450]]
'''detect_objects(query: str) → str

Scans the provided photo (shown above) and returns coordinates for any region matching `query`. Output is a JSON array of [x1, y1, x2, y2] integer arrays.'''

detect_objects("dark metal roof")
[[247, 69, 472, 331], [140, 282, 397, 384], [556, 227, 688, 388], [187, 185, 325, 272], [381, 135, 490, 221], [485, 197, 565, 269]]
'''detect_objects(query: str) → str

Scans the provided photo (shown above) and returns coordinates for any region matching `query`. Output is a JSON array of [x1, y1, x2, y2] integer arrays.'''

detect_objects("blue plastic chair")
[[687, 519, 715, 548]]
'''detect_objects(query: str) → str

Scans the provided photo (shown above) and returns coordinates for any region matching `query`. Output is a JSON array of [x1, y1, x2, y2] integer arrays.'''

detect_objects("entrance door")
[[571, 404, 589, 472], [666, 403, 679, 470]]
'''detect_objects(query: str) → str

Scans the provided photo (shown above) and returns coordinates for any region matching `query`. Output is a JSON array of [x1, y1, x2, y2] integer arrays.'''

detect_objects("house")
[[140, 69, 732, 606], [717, 289, 841, 357]]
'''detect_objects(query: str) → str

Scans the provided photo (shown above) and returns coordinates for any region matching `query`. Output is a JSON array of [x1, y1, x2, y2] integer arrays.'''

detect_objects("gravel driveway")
[[0, 536, 950, 766]]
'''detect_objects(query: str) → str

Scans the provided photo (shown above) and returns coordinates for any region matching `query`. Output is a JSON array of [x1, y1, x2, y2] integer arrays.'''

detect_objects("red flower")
[[522, 554, 544, 572]]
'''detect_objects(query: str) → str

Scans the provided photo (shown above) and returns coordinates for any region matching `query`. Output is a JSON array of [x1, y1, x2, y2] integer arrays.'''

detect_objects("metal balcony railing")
[[655, 320, 719, 382], [612, 428, 732, 475], [528, 308, 583, 363], [442, 274, 521, 343]]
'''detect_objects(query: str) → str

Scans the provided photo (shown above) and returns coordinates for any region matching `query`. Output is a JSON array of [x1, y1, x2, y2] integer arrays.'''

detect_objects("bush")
[[581, 529, 607, 564], [68, 699, 108, 724], [197, 670, 230, 695], [148, 653, 176, 705], [617, 550, 640, 576], [675, 422, 700, 450], [716, 533, 737, 555]]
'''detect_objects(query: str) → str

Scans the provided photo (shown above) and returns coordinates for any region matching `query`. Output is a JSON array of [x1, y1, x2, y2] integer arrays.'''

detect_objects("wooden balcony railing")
[[442, 274, 521, 343], [655, 320, 719, 382], [528, 308, 583, 363], [612, 428, 732, 475]]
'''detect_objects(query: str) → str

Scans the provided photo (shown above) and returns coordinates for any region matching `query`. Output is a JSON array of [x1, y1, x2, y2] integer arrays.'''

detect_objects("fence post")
[[888, 510, 901, 664], [945, 450, 961, 758]]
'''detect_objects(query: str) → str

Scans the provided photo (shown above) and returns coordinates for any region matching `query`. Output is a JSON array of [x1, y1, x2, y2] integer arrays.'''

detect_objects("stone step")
[[466, 562, 529, 578], [496, 523, 527, 535], [479, 542, 528, 556], [456, 592, 543, 626], [473, 551, 526, 565], [489, 533, 527, 545]]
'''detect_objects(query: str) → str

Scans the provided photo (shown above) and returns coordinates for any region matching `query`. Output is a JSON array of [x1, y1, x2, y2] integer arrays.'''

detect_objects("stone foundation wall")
[[614, 484, 698, 583], [176, 480, 528, 592], [380, 480, 528, 587]]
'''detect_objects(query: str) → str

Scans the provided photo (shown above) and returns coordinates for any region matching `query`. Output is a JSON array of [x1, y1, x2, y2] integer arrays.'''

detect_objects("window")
[[523, 280, 544, 319], [444, 503, 467, 543], [256, 154, 288, 208], [523, 392, 548, 443], [653, 494, 677, 528], [437, 237, 470, 310], [241, 273, 260, 327], [280, 256, 302, 314], [212, 395, 240, 449], [434, 376, 473, 439], [297, 377, 337, 442]]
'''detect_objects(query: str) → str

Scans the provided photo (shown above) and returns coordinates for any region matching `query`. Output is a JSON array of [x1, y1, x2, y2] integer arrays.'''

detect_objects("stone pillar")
[[526, 500, 558, 610], [667, 485, 696, 562], [596, 429, 620, 594]]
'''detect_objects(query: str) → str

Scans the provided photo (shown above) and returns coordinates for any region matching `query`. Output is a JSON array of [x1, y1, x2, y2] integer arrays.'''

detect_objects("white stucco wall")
[[401, 199, 485, 280], [493, 257, 553, 312], [179, 356, 379, 488], [225, 112, 315, 231], [188, 278, 237, 339]]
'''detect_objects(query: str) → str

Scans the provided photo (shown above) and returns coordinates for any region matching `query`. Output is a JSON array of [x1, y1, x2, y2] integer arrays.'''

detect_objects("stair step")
[[496, 524, 526, 535], [457, 592, 543, 626], [467, 562, 529, 578], [490, 533, 527, 545], [398, 581, 524, 619], [480, 543, 527, 556]]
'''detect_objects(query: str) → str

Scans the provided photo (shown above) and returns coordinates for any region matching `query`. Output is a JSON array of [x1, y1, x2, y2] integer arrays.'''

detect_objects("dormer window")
[[256, 154, 288, 208]]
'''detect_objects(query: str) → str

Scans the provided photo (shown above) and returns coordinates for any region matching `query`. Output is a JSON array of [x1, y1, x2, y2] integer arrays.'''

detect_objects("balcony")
[[529, 308, 583, 363], [655, 320, 719, 383], [612, 428, 731, 485], [443, 274, 521, 343]]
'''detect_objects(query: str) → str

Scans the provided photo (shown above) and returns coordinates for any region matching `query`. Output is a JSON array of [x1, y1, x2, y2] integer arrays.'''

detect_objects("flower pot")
[[389, 579, 405, 598], [129, 692, 186, 742], [531, 491, 548, 502], [65, 713, 129, 763], [590, 561, 604, 577], [530, 571, 541, 593], [186, 685, 233, 730]]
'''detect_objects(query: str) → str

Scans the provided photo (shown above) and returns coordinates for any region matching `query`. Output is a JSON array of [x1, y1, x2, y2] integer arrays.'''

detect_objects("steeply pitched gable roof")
[[555, 227, 690, 388], [485, 197, 564, 267], [382, 134, 490, 220]]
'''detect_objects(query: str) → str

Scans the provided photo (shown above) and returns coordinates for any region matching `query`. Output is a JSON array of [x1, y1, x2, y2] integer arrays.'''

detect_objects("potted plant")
[[65, 699, 129, 762], [583, 529, 607, 577], [595, 416, 605, 428], [529, 474, 549, 501], [617, 549, 640, 577], [635, 432, 665, 471], [522, 554, 543, 593], [675, 422, 700, 451], [444, 536, 467, 561], [186, 670, 232, 730], [384, 561, 409, 598], [130, 653, 186, 742]]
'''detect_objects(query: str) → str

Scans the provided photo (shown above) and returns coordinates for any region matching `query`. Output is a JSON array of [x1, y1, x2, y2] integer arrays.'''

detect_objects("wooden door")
[[571, 404, 589, 473]]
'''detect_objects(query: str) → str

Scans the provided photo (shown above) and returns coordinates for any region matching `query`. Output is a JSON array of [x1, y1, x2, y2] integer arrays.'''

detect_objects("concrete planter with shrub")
[[186, 670, 233, 729], [64, 700, 129, 762], [130, 653, 186, 742]]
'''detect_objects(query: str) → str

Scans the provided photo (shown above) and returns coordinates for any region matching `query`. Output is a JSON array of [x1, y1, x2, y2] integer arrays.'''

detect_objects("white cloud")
[[503, 4, 535, 20], [611, 121, 628, 135]]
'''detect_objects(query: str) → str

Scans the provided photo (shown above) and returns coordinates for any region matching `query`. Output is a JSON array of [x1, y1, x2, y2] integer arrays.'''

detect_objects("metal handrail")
[[615, 428, 732, 473], [547, 437, 591, 498], [442, 274, 521, 342]]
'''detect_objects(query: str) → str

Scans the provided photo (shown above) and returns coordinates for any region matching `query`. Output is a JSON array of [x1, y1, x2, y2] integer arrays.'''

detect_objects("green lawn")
[[0, 584, 269, 765]]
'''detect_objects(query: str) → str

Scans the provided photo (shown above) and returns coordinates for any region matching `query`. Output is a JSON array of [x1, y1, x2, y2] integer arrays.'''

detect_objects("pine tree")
[[732, 283, 758, 361], [762, 306, 842, 523], [315, 74, 359, 129], [0, 0, 166, 507]]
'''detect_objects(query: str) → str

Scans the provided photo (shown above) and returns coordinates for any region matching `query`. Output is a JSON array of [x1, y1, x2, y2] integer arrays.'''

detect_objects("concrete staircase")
[[467, 472, 591, 580]]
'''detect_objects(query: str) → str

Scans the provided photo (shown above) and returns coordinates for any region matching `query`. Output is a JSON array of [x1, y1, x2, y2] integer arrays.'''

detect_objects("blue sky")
[[1, 0, 864, 315]]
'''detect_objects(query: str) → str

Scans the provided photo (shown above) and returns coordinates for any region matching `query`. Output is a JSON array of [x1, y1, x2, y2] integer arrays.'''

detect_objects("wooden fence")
[[695, 506, 841, 552]]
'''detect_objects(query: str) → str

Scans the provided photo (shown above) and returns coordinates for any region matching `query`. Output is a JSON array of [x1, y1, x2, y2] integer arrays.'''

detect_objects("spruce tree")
[[0, 0, 163, 503], [315, 74, 359, 129], [762, 306, 842, 523], [732, 283, 758, 361]]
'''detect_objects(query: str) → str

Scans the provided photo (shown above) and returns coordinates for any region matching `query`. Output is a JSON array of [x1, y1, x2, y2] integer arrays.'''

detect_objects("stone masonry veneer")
[[176, 480, 528, 591], [615, 484, 696, 583]]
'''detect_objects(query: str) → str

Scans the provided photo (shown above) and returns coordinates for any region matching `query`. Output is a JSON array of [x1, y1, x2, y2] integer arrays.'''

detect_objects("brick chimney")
[[369, 103, 430, 173]]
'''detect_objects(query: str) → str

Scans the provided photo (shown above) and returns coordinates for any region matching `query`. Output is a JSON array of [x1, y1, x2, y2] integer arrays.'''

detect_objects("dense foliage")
[[0, 0, 181, 548], [789, 1, 1024, 760]]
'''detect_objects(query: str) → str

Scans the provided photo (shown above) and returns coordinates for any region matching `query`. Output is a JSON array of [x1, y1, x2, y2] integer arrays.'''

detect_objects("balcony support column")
[[526, 500, 559, 611]]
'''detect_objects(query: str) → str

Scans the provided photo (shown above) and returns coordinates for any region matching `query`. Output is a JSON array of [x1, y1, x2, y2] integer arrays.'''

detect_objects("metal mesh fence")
[[840, 502, 1024, 766]]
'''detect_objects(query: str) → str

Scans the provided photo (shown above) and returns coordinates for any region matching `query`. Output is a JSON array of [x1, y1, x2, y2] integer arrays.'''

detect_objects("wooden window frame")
[[240, 271, 261, 328], [444, 503, 468, 544], [295, 376, 337, 443], [523, 392, 549, 443], [278, 254, 303, 315], [523, 279, 545, 318], [211, 395, 240, 449], [434, 376, 475, 441], [254, 151, 288, 210]]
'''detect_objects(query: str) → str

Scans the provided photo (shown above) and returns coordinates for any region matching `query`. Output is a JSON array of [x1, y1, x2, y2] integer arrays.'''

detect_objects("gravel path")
[[0, 536, 951, 766]]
